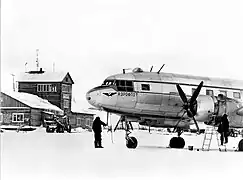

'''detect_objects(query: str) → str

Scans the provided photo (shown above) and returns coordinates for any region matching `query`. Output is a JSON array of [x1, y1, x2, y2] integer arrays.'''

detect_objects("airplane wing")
[[88, 107, 103, 111]]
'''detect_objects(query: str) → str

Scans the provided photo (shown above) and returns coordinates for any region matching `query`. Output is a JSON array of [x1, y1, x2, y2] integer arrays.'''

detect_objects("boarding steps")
[[202, 126, 227, 152]]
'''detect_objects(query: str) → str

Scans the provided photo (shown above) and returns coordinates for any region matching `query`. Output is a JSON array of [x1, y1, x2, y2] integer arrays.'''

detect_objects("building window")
[[12, 113, 24, 122], [233, 92, 241, 99], [77, 118, 81, 126], [63, 99, 70, 108], [141, 84, 150, 91], [37, 84, 57, 92], [86, 118, 92, 126], [0, 113, 3, 123], [206, 89, 214, 96], [63, 94, 70, 99], [219, 90, 227, 97], [62, 84, 71, 92]]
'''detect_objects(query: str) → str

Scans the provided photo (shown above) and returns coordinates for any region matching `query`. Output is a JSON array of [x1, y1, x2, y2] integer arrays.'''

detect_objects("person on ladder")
[[217, 113, 229, 145], [92, 116, 107, 148]]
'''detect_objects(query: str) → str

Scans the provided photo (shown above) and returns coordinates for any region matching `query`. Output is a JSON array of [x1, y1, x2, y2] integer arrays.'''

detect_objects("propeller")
[[176, 81, 203, 133]]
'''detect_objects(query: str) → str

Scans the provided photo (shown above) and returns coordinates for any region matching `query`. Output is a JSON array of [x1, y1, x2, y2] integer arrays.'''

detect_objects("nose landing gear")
[[114, 116, 138, 149]]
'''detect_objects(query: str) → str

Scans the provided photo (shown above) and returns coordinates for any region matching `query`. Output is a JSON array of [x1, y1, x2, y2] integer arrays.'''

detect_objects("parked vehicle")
[[45, 115, 71, 133]]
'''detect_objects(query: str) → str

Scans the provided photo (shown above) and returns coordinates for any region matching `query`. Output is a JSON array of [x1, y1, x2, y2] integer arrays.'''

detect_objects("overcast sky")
[[1, 0, 243, 108]]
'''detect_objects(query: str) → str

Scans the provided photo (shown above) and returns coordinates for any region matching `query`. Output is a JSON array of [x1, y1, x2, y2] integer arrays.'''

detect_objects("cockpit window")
[[116, 80, 134, 92], [102, 79, 134, 92], [102, 80, 115, 86]]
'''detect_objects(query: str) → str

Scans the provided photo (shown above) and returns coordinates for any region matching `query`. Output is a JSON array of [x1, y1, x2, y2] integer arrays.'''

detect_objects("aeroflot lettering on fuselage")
[[118, 92, 136, 97]]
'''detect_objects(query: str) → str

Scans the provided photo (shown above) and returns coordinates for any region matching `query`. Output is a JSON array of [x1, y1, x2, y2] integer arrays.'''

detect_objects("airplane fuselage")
[[86, 68, 243, 128]]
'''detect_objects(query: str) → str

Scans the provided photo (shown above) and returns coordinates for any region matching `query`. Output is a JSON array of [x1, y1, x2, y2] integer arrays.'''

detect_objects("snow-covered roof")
[[1, 91, 64, 115], [71, 99, 95, 115], [17, 71, 73, 83]]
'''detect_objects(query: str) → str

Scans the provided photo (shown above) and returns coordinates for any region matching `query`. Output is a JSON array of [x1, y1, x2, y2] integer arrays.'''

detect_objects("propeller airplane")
[[86, 66, 243, 150]]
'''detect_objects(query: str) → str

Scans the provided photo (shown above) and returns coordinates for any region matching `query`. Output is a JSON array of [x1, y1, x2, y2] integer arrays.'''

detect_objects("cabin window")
[[12, 113, 24, 122], [141, 84, 150, 91], [233, 92, 241, 99], [116, 80, 134, 92], [219, 90, 227, 97], [206, 89, 214, 96]]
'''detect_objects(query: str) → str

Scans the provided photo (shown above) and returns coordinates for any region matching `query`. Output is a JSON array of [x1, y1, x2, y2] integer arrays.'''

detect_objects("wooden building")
[[70, 100, 95, 129], [17, 68, 74, 115], [0, 91, 63, 126], [16, 68, 95, 128]]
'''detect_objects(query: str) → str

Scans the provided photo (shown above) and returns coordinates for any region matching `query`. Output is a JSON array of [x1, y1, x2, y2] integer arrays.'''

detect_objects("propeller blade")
[[191, 115, 200, 134], [173, 111, 186, 132], [190, 81, 203, 104], [176, 84, 188, 104]]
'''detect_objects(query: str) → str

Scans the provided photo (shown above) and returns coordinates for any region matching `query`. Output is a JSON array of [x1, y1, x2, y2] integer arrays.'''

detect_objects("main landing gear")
[[114, 116, 138, 149], [169, 128, 185, 149]]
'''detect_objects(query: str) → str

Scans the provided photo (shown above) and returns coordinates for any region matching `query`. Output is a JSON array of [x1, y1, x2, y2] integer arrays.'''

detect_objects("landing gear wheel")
[[169, 137, 185, 149], [238, 139, 243, 151], [126, 136, 138, 149]]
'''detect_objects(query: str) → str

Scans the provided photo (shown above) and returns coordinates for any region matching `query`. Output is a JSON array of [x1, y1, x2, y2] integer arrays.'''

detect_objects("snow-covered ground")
[[1, 128, 243, 180]]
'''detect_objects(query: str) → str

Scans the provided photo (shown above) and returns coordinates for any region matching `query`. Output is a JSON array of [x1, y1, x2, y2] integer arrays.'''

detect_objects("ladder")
[[202, 126, 227, 151]]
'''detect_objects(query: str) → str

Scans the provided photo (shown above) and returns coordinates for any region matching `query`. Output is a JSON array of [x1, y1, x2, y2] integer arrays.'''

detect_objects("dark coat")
[[92, 117, 107, 133], [217, 114, 229, 133]]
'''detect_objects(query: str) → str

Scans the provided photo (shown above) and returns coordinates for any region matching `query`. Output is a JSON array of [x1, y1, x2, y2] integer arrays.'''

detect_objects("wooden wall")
[[69, 113, 94, 129], [1, 92, 27, 107], [30, 109, 42, 126], [18, 82, 62, 109], [1, 108, 31, 125], [18, 82, 73, 115]]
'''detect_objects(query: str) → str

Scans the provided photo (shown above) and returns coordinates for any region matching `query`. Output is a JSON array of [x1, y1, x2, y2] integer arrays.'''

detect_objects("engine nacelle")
[[195, 95, 216, 122]]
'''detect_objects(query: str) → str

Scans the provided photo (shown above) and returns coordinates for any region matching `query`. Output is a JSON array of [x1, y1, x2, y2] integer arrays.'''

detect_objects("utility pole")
[[36, 49, 39, 71], [53, 62, 55, 72], [25, 62, 28, 72], [10, 74, 15, 92]]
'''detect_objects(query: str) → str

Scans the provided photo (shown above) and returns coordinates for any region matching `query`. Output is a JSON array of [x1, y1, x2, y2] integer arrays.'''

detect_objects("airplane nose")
[[86, 92, 92, 101], [86, 89, 98, 107]]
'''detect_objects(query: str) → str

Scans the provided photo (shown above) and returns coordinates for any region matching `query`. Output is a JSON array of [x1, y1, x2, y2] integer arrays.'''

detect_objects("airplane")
[[86, 66, 243, 150]]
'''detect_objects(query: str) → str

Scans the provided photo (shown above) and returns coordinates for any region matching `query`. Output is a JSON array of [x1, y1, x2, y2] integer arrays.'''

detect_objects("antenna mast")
[[25, 62, 28, 72], [36, 49, 39, 71], [53, 62, 55, 72], [11, 74, 15, 92], [157, 64, 165, 74]]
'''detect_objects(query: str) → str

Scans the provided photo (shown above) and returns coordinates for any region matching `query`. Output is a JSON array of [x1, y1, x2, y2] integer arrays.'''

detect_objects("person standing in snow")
[[92, 116, 107, 148], [217, 113, 229, 145]]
